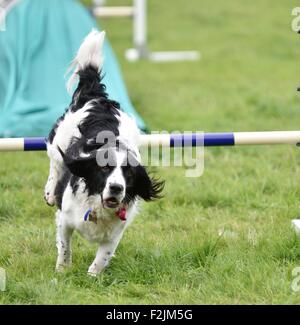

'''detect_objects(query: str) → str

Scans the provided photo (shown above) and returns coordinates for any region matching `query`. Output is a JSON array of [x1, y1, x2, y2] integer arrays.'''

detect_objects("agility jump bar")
[[1, 131, 300, 152]]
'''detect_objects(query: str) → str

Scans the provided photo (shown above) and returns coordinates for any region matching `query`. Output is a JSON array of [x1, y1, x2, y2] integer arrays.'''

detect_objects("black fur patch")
[[48, 65, 120, 145], [72, 66, 121, 143], [70, 175, 80, 195], [54, 165, 71, 210], [70, 66, 120, 113], [79, 104, 120, 143], [122, 165, 165, 203]]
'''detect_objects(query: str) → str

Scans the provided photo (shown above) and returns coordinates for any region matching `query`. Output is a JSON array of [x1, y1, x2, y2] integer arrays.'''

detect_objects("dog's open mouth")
[[104, 197, 120, 209]]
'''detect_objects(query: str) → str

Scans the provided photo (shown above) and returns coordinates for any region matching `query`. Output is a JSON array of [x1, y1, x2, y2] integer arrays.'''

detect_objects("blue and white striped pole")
[[140, 131, 300, 147], [0, 137, 47, 152], [1, 131, 300, 151]]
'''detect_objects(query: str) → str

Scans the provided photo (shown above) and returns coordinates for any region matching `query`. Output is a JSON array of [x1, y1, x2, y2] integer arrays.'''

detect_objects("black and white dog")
[[44, 30, 164, 276]]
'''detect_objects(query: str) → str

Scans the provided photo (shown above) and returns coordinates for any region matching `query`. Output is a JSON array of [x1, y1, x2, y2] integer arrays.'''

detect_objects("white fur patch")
[[66, 29, 105, 93]]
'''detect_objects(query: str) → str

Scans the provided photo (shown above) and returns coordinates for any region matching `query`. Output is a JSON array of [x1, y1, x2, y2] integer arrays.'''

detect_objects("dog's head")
[[58, 144, 164, 209]]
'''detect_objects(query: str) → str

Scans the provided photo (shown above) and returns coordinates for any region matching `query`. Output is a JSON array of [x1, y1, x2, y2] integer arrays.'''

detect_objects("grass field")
[[1, 0, 300, 304]]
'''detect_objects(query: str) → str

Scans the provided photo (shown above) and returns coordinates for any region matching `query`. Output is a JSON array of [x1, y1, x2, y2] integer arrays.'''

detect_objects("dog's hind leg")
[[55, 211, 74, 272]]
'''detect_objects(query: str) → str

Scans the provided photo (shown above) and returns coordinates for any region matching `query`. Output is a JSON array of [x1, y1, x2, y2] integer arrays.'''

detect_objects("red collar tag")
[[116, 207, 126, 221]]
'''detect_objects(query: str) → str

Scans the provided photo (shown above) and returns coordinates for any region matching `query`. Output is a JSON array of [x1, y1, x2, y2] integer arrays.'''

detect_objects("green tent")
[[0, 0, 147, 137]]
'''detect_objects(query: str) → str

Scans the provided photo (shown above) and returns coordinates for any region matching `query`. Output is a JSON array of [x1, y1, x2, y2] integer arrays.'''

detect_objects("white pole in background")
[[133, 0, 148, 58], [93, 6, 134, 18]]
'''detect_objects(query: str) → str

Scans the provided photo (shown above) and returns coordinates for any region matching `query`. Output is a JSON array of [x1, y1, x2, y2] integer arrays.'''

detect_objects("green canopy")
[[0, 0, 147, 137]]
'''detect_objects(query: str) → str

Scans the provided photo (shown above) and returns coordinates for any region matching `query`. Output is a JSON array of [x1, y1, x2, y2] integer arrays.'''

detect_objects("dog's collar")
[[84, 207, 127, 222], [84, 208, 93, 222]]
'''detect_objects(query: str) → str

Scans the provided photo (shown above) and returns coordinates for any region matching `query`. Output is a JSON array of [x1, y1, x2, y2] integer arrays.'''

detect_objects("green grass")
[[1, 0, 300, 304]]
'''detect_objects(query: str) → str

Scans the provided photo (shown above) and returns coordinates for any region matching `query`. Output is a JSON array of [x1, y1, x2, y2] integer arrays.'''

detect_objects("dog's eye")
[[126, 168, 134, 178]]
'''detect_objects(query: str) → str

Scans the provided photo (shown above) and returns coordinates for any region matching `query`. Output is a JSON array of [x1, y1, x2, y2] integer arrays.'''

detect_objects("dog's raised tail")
[[66, 29, 105, 93]]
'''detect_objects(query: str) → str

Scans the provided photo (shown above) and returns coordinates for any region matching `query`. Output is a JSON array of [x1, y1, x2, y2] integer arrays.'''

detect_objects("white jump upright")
[[93, 6, 134, 18], [132, 0, 148, 58], [92, 0, 200, 62]]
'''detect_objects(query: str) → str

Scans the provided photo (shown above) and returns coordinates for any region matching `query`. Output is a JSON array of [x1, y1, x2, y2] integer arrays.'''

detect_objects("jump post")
[[92, 0, 200, 62], [1, 131, 300, 152]]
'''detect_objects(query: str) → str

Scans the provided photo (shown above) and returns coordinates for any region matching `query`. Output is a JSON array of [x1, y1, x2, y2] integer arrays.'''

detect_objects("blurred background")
[[96, 0, 300, 133], [1, 0, 299, 136]]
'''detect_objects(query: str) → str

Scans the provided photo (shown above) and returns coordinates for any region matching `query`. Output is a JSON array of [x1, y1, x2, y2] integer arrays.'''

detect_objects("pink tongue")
[[116, 207, 126, 221]]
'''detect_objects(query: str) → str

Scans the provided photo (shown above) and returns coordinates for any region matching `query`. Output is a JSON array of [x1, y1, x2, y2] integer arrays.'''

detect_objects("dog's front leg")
[[88, 237, 123, 276], [55, 211, 74, 272], [44, 149, 63, 206]]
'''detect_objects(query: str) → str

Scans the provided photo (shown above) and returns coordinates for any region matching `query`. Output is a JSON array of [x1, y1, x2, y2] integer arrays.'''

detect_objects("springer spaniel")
[[44, 30, 164, 276]]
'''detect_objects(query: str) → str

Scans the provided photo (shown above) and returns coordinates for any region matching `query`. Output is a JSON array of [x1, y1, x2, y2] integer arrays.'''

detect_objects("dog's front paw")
[[55, 265, 66, 273], [44, 193, 56, 206], [44, 177, 56, 206], [87, 271, 98, 277], [87, 264, 103, 277], [56, 262, 71, 273]]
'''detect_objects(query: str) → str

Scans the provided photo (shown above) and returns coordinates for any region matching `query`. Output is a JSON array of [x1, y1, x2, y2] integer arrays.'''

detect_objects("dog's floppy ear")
[[134, 165, 164, 201], [57, 146, 98, 177]]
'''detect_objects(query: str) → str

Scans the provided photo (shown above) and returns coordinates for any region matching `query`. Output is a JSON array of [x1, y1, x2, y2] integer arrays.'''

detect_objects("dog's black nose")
[[109, 183, 124, 194]]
